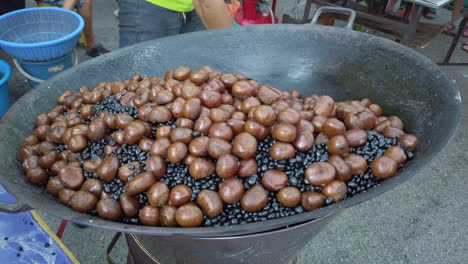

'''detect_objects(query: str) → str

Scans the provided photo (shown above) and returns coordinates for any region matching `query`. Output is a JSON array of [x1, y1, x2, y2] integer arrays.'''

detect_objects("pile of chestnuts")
[[18, 66, 419, 227]]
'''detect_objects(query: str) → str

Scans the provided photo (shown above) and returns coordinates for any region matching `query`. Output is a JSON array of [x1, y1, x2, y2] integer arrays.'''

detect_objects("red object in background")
[[234, 0, 279, 25]]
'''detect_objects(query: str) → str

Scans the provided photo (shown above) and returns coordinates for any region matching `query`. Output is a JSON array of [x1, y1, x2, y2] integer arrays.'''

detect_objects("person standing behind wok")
[[118, 0, 233, 48]]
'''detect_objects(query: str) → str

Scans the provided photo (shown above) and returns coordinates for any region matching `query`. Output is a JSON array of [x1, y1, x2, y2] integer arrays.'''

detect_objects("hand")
[[193, 0, 233, 29]]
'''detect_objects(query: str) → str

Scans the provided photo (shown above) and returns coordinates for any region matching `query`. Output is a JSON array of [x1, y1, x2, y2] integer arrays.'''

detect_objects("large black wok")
[[0, 24, 461, 238]]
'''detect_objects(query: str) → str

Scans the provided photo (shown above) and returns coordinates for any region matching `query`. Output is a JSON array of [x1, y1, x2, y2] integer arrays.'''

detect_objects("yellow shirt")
[[146, 0, 194, 13]]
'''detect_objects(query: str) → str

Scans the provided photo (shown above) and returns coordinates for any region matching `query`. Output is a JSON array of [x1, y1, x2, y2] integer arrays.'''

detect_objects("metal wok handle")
[[0, 200, 31, 213], [310, 7, 356, 30], [0, 187, 31, 213]]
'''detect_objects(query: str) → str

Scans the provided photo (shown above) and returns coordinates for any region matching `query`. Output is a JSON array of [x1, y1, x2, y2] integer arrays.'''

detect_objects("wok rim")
[[0, 24, 461, 237]]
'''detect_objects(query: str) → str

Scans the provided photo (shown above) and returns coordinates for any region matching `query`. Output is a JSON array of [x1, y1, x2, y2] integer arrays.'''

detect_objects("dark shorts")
[[118, 0, 204, 48], [40, 0, 84, 9]]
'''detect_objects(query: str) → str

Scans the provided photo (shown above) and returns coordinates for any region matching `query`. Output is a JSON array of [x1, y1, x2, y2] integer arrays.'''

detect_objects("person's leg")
[[118, 0, 182, 48], [181, 10, 206, 34], [78, 0, 110, 56], [78, 0, 97, 50]]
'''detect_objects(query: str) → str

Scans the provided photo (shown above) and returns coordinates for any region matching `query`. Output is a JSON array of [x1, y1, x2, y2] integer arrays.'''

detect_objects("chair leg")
[[106, 232, 122, 264], [443, 17, 468, 64]]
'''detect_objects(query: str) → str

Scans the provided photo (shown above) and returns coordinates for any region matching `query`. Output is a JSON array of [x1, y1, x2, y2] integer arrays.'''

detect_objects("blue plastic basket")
[[0, 60, 12, 118], [0, 7, 84, 62]]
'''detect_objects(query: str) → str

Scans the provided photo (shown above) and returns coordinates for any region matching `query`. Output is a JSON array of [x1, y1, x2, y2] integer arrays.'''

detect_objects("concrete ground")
[[1, 0, 467, 263]]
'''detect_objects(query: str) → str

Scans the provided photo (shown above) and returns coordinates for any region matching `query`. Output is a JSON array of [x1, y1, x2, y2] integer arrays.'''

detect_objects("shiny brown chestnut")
[[154, 126, 171, 139], [327, 135, 350, 156], [232, 132, 257, 159], [70, 191, 98, 213], [26, 168, 49, 185], [261, 170, 288, 191], [183, 98, 202, 120], [327, 155, 352, 181], [174, 66, 191, 81], [81, 179, 103, 197], [97, 156, 120, 181], [209, 122, 233, 141], [226, 119, 245, 136], [189, 158, 215, 179], [83, 158, 102, 174], [170, 127, 193, 144], [314, 96, 335, 117], [218, 178, 244, 204], [148, 182, 169, 207], [46, 176, 64, 197], [189, 136, 209, 156], [270, 142, 295, 160], [138, 137, 153, 152], [167, 142, 188, 164], [149, 106, 172, 123], [277, 186, 301, 208], [23, 155, 39, 171], [301, 191, 326, 211], [344, 154, 368, 175], [371, 156, 398, 179], [398, 134, 419, 151], [50, 160, 67, 175], [97, 198, 122, 221], [345, 129, 368, 147], [388, 116, 404, 130], [258, 85, 281, 105], [210, 108, 230, 123], [149, 137, 172, 157], [383, 126, 405, 138], [216, 154, 239, 179], [384, 146, 407, 164], [175, 203, 203, 227], [241, 184, 268, 212], [272, 123, 297, 142], [67, 135, 87, 153], [277, 108, 301, 124], [322, 118, 346, 137], [194, 116, 213, 134], [160, 205, 178, 227], [197, 190, 223, 218], [253, 105, 276, 126], [118, 161, 142, 182], [146, 155, 167, 179], [38, 151, 59, 169], [244, 120, 269, 140], [59, 165, 84, 189], [59, 188, 75, 205], [207, 138, 232, 159], [311, 116, 327, 133], [125, 171, 156, 196], [124, 121, 147, 145], [176, 118, 194, 129], [169, 184, 192, 207], [139, 206, 161, 226], [237, 158, 258, 178], [305, 162, 336, 186], [232, 80, 256, 100], [293, 131, 315, 152], [120, 193, 141, 217], [322, 180, 347, 202]]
